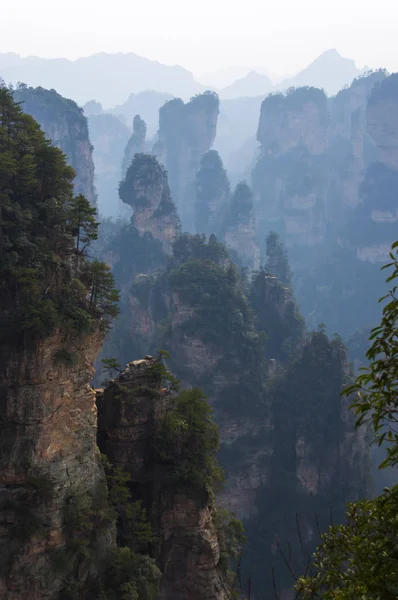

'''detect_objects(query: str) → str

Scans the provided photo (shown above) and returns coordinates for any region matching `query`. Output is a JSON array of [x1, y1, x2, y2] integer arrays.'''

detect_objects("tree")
[[68, 194, 98, 253], [0, 84, 119, 343], [265, 231, 292, 288], [296, 241, 398, 599], [87, 260, 120, 324]]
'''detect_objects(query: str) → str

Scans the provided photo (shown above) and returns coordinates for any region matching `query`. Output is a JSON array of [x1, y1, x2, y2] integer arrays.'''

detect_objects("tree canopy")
[[0, 84, 119, 344]]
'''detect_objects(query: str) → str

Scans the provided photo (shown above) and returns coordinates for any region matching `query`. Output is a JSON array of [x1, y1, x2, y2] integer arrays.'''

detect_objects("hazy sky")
[[2, 0, 398, 77]]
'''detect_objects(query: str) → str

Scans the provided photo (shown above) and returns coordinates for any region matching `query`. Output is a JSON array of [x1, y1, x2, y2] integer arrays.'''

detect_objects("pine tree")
[[68, 194, 99, 253]]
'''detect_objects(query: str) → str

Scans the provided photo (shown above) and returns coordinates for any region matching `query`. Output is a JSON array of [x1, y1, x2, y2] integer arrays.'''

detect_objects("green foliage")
[[214, 508, 247, 573], [297, 243, 398, 598], [85, 259, 120, 324], [119, 153, 165, 210], [346, 242, 398, 469], [68, 193, 98, 253], [249, 267, 304, 361], [172, 232, 228, 265], [0, 84, 119, 343], [155, 387, 224, 490], [188, 90, 220, 113], [297, 487, 398, 599], [102, 458, 154, 552], [101, 357, 123, 378], [101, 548, 160, 600]]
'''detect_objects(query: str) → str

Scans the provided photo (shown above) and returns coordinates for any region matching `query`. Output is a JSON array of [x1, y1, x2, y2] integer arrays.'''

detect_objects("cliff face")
[[122, 114, 147, 177], [119, 154, 181, 253], [195, 150, 230, 235], [222, 181, 260, 270], [96, 358, 229, 600], [251, 73, 398, 337], [253, 88, 329, 249], [252, 73, 396, 262], [104, 232, 369, 595], [153, 92, 220, 230], [367, 74, 398, 170], [14, 85, 97, 206], [86, 113, 131, 218], [0, 331, 114, 600]]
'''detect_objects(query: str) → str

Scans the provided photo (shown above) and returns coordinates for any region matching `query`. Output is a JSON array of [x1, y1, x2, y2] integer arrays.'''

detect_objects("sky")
[[2, 0, 398, 77]]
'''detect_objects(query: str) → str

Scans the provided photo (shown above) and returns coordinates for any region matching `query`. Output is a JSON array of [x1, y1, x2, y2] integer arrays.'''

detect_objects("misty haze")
[[1, 1, 398, 599]]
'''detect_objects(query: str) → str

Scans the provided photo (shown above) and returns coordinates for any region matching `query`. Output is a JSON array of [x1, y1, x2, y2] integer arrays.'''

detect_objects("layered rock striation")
[[0, 331, 113, 600]]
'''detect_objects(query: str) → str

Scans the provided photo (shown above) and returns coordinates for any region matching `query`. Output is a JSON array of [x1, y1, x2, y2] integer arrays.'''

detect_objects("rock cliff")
[[96, 357, 230, 600], [86, 112, 131, 217], [0, 332, 114, 600], [119, 153, 180, 253], [14, 84, 97, 206], [253, 87, 329, 249], [122, 114, 147, 177], [195, 150, 230, 235], [251, 72, 398, 337], [153, 92, 220, 230], [221, 181, 260, 270]]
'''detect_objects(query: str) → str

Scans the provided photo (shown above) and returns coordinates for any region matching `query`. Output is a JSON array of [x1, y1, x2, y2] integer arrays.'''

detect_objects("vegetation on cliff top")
[[0, 84, 119, 344]]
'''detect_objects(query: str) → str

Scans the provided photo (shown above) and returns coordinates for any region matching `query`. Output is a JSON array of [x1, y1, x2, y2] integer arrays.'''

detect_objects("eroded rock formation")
[[119, 153, 180, 253], [195, 150, 230, 235], [96, 357, 229, 600], [122, 114, 147, 177], [222, 181, 260, 270], [0, 331, 114, 600], [153, 92, 220, 230]]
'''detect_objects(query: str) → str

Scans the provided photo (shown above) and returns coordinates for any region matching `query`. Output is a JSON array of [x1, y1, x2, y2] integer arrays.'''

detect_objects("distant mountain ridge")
[[216, 49, 363, 98], [276, 49, 362, 95], [0, 49, 365, 110], [219, 71, 273, 99], [0, 52, 205, 107]]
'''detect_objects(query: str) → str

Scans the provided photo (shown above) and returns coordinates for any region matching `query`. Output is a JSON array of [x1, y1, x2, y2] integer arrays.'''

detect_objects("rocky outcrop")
[[119, 153, 180, 253], [0, 331, 114, 600], [222, 181, 260, 270], [153, 92, 220, 230], [122, 115, 147, 177], [96, 357, 229, 600], [253, 87, 329, 249], [367, 74, 398, 170], [86, 113, 130, 218], [252, 72, 396, 260], [14, 85, 97, 206], [195, 150, 230, 235]]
